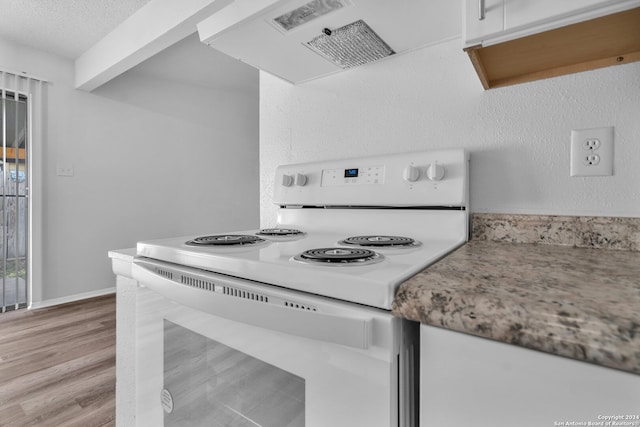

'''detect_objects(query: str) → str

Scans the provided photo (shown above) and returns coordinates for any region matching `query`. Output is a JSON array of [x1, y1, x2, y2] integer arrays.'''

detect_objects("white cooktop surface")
[[137, 211, 466, 310]]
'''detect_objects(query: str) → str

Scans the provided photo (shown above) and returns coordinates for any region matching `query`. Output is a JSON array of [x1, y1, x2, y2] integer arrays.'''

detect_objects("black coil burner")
[[339, 235, 419, 247], [294, 247, 382, 265], [185, 234, 265, 246], [256, 228, 305, 236]]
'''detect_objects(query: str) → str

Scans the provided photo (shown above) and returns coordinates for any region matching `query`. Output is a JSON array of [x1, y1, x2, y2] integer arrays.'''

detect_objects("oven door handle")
[[131, 261, 373, 350]]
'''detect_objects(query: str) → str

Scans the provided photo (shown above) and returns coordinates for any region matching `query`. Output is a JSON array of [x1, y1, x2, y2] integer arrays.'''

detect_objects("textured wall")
[[259, 37, 640, 225]]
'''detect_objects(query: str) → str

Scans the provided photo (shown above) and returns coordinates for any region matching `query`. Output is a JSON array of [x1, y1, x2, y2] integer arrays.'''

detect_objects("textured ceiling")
[[0, 0, 153, 59]]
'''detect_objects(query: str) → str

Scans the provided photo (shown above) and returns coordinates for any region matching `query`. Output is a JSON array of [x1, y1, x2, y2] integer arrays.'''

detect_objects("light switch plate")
[[570, 126, 613, 177], [56, 163, 74, 177]]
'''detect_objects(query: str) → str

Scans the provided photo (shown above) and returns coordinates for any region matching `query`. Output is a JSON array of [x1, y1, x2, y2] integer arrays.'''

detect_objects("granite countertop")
[[392, 214, 640, 375]]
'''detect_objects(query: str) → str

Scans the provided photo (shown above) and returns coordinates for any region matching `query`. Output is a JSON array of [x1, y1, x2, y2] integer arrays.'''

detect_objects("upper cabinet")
[[504, 0, 613, 33], [464, 0, 504, 44], [465, 0, 622, 46], [463, 0, 640, 89]]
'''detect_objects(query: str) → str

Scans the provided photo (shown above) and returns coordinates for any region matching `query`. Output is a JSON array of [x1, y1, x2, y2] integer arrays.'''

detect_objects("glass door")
[[0, 91, 28, 312], [163, 319, 305, 426]]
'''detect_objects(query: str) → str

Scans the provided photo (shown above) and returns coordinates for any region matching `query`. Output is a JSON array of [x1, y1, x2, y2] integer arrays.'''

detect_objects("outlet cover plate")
[[570, 126, 613, 177]]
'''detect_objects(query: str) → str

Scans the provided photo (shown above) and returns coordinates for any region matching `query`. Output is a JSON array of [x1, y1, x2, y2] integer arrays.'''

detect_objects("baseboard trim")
[[30, 287, 116, 309]]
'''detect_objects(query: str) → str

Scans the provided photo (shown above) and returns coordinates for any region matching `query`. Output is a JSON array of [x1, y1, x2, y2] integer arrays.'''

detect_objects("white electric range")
[[131, 149, 469, 427]]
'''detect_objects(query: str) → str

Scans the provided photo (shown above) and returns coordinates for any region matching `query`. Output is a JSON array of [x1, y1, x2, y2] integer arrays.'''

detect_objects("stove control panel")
[[321, 165, 385, 187], [274, 149, 468, 208]]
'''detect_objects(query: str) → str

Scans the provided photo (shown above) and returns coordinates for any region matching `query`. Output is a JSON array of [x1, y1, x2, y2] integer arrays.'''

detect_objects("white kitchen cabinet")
[[504, 0, 619, 33], [420, 325, 640, 427], [463, 0, 503, 45], [464, 0, 640, 47], [463, 0, 640, 89], [109, 250, 138, 427]]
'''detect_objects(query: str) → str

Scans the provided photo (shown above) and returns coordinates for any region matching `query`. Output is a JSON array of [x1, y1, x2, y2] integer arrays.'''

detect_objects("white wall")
[[1, 35, 259, 304], [259, 37, 640, 225]]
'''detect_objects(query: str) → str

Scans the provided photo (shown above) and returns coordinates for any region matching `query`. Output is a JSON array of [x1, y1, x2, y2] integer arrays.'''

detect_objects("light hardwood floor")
[[0, 294, 116, 426]]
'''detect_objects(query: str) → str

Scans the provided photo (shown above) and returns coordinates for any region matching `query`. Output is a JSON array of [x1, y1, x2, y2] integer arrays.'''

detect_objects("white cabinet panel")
[[463, 0, 504, 45], [504, 0, 618, 30], [420, 325, 640, 427], [463, 0, 640, 46]]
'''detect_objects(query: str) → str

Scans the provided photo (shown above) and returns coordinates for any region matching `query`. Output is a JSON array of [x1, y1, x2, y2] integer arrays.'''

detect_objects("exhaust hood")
[[197, 0, 460, 84]]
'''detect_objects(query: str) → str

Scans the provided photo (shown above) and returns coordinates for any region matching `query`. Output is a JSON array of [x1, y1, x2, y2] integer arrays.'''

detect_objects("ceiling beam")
[[74, 0, 232, 91]]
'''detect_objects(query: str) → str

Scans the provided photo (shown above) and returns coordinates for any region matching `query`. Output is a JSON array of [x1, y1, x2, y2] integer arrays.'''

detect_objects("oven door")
[[132, 259, 418, 427]]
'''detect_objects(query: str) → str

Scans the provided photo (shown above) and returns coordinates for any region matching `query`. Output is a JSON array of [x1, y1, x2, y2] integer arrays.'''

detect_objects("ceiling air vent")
[[273, 0, 349, 31], [306, 20, 395, 69]]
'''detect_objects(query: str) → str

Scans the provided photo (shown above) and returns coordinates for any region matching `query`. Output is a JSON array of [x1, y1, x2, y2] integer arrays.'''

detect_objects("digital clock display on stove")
[[344, 168, 359, 178]]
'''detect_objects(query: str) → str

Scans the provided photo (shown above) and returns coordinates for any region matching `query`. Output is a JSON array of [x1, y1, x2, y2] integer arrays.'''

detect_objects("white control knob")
[[402, 165, 420, 182], [282, 174, 294, 187], [426, 162, 445, 181], [294, 173, 307, 186]]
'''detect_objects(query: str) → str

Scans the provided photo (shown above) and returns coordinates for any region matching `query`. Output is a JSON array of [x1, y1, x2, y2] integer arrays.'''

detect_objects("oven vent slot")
[[284, 301, 318, 311], [222, 286, 269, 303], [155, 268, 173, 280], [180, 275, 215, 292]]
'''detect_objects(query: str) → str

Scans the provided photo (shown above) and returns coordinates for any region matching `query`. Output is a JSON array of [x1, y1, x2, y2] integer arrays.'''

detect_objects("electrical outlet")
[[583, 139, 601, 150], [570, 126, 613, 177]]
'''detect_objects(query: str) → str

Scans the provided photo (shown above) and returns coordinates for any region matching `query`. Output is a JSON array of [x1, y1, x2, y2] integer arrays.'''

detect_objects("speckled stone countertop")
[[392, 214, 640, 375]]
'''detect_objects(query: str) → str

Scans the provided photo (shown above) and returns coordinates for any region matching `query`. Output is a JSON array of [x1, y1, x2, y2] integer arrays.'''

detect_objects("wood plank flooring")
[[0, 294, 116, 426]]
